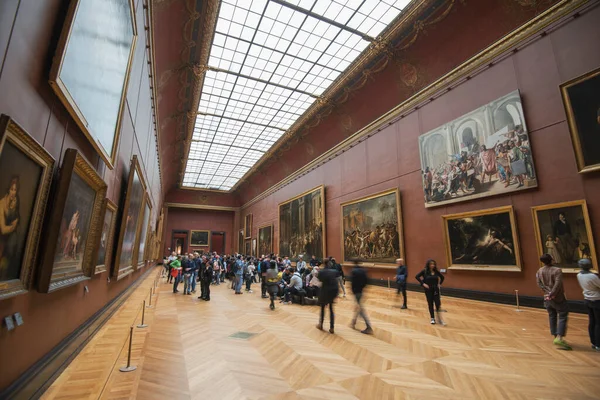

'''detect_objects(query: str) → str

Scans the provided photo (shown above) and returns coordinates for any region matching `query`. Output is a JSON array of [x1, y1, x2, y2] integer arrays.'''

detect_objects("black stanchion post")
[[147, 287, 153, 308], [119, 326, 137, 372]]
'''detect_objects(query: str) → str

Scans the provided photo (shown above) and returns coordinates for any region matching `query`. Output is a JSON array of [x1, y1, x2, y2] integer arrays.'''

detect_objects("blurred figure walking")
[[350, 261, 373, 334]]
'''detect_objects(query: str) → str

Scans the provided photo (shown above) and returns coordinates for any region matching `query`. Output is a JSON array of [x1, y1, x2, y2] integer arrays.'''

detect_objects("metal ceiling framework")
[[182, 0, 411, 191]]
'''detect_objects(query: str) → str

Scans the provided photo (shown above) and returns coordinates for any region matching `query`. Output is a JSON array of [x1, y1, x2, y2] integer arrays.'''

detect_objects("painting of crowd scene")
[[279, 186, 325, 261], [419, 90, 537, 207], [341, 189, 402, 265], [532, 200, 598, 273], [443, 206, 521, 271]]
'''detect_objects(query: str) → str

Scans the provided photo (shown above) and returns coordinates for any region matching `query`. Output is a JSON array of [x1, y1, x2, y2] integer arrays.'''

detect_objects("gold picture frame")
[[442, 206, 521, 272], [95, 199, 117, 274], [38, 149, 107, 293], [257, 223, 273, 256], [134, 194, 152, 267], [190, 230, 210, 247], [560, 67, 600, 173], [244, 240, 251, 256], [278, 185, 326, 261], [340, 188, 404, 269], [531, 200, 597, 273], [113, 155, 147, 280], [49, 0, 137, 169], [244, 213, 253, 239], [0, 115, 55, 300]]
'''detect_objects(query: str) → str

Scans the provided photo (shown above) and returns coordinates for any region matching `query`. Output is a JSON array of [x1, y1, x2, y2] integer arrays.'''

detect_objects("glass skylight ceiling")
[[183, 0, 411, 190]]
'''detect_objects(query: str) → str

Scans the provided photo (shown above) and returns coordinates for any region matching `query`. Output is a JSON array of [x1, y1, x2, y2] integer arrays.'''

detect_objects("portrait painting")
[[279, 186, 326, 261], [252, 238, 257, 257], [114, 156, 146, 279], [340, 189, 404, 266], [532, 200, 597, 273], [0, 116, 54, 300], [560, 67, 600, 173], [49, 0, 137, 168], [190, 230, 210, 247], [39, 149, 107, 292], [419, 90, 537, 208], [258, 224, 273, 256], [244, 214, 252, 239], [135, 198, 150, 267], [238, 230, 244, 254], [442, 206, 521, 271], [244, 240, 251, 256], [95, 199, 117, 274]]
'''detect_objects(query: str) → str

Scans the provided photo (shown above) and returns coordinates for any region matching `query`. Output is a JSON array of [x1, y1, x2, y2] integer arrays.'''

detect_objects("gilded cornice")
[[239, 0, 592, 210], [165, 202, 239, 212]]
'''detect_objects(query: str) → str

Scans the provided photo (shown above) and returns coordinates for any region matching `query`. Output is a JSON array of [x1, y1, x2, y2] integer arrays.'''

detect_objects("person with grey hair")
[[576, 258, 600, 351]]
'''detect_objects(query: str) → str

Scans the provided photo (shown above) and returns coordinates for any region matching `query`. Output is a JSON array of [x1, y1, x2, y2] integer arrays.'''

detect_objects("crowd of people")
[[162, 249, 600, 352]]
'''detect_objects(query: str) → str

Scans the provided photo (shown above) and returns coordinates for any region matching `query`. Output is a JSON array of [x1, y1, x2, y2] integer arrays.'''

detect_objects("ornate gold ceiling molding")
[[239, 0, 591, 210], [165, 202, 239, 212]]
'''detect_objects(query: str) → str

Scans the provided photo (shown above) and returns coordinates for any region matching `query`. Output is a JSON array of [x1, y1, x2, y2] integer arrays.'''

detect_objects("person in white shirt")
[[245, 261, 255, 293], [296, 255, 307, 274], [283, 268, 303, 304], [576, 258, 600, 351]]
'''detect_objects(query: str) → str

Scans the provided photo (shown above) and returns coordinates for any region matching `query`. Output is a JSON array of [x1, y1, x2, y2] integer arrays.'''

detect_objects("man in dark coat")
[[317, 262, 339, 334], [351, 261, 373, 334]]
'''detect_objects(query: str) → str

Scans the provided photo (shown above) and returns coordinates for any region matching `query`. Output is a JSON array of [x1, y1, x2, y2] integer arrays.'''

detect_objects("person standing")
[[234, 255, 244, 294], [261, 255, 270, 298], [171, 256, 182, 293], [396, 258, 408, 309], [266, 260, 279, 310], [350, 261, 373, 334], [576, 258, 600, 351], [245, 260, 255, 293], [415, 259, 445, 324], [331, 257, 346, 297], [536, 253, 571, 350], [316, 262, 339, 334], [201, 261, 213, 301]]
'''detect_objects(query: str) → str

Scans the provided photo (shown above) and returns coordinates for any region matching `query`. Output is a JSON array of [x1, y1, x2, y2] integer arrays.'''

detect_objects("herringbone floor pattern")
[[42, 270, 600, 400]]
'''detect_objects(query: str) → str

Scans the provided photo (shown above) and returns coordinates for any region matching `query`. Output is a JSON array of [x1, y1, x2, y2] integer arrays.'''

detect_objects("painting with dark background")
[[534, 203, 596, 271], [119, 169, 143, 268], [341, 191, 401, 264], [244, 214, 252, 239], [446, 210, 517, 267], [279, 187, 324, 261], [561, 68, 600, 171], [258, 225, 273, 256], [53, 173, 95, 274], [244, 240, 251, 256], [191, 230, 209, 246], [96, 206, 114, 267], [0, 142, 42, 281]]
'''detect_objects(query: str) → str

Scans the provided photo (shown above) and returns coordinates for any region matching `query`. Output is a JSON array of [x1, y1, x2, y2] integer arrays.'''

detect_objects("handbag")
[[170, 268, 179, 278]]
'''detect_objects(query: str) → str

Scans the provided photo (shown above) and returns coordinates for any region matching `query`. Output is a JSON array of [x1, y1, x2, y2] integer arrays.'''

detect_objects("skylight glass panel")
[[183, 0, 409, 190]]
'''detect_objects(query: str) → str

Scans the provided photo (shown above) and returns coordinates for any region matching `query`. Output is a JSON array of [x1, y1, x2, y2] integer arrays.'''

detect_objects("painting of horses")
[[341, 189, 403, 266]]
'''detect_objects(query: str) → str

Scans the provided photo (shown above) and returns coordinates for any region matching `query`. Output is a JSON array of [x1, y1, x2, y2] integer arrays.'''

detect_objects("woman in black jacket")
[[415, 259, 445, 324]]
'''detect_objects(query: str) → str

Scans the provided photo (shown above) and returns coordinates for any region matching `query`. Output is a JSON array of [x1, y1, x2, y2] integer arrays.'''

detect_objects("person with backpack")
[[266, 260, 280, 310], [396, 258, 408, 309]]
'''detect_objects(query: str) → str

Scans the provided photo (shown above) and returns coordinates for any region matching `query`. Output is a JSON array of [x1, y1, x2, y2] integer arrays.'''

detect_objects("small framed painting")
[[442, 206, 521, 271], [257, 224, 273, 256], [190, 230, 210, 247], [532, 200, 597, 273], [0, 116, 55, 300], [244, 214, 252, 239], [38, 149, 107, 292], [560, 67, 600, 173], [95, 199, 117, 274], [244, 240, 251, 256]]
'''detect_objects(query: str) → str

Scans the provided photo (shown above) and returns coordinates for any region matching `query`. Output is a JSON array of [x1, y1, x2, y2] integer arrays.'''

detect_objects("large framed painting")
[[258, 224, 273, 256], [532, 200, 597, 273], [0, 116, 55, 300], [113, 155, 146, 280], [279, 185, 326, 261], [190, 230, 210, 247], [49, 0, 137, 169], [244, 240, 251, 256], [252, 238, 257, 257], [238, 230, 244, 254], [560, 67, 600, 173], [135, 196, 151, 267], [340, 189, 404, 267], [95, 199, 117, 274], [244, 214, 252, 239], [38, 149, 107, 292], [442, 206, 521, 271], [419, 90, 537, 208]]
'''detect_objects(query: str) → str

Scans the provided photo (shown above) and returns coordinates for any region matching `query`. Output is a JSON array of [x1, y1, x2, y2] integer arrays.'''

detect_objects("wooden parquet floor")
[[42, 270, 600, 400]]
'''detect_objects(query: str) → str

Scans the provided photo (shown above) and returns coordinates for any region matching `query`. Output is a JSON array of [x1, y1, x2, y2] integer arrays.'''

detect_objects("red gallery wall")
[[239, 7, 600, 300], [164, 208, 235, 256], [0, 0, 162, 390]]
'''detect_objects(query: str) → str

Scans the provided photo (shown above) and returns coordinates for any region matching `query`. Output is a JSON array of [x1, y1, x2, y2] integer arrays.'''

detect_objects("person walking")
[[536, 253, 571, 350], [396, 258, 408, 309], [266, 260, 279, 310], [245, 260, 255, 293], [171, 256, 182, 293], [317, 262, 339, 334], [201, 261, 213, 301], [576, 258, 600, 351], [350, 261, 373, 334], [415, 259, 445, 324], [261, 256, 270, 298], [234, 255, 245, 294]]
